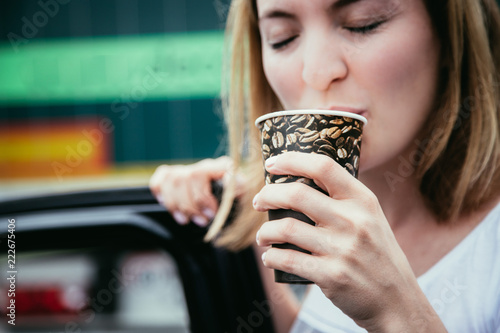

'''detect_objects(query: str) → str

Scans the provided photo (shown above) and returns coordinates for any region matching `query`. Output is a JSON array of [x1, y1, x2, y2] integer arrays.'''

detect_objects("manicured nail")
[[202, 208, 216, 219], [253, 193, 259, 207], [192, 215, 208, 227], [265, 156, 278, 168], [256, 230, 260, 246], [173, 211, 188, 225], [261, 251, 267, 265], [155, 194, 164, 205]]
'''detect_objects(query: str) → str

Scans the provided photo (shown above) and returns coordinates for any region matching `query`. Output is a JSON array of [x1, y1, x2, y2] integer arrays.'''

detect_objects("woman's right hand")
[[149, 156, 234, 227]]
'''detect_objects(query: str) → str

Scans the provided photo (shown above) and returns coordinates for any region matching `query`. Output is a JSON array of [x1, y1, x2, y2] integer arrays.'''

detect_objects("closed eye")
[[345, 20, 385, 34], [271, 35, 298, 50]]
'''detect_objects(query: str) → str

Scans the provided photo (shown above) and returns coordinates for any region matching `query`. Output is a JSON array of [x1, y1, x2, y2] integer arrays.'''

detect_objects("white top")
[[290, 203, 500, 333]]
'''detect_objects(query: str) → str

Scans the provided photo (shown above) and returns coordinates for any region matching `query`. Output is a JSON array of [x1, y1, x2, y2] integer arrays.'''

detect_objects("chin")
[[356, 152, 383, 177]]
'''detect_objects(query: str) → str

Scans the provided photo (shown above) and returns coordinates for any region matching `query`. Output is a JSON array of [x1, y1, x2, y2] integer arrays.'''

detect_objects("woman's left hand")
[[253, 152, 445, 332]]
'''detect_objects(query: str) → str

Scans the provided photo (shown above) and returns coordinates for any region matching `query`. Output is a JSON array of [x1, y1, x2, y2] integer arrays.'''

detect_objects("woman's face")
[[257, 0, 441, 174]]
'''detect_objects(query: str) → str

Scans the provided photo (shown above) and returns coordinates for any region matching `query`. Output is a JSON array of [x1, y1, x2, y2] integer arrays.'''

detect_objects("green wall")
[[0, 0, 231, 164]]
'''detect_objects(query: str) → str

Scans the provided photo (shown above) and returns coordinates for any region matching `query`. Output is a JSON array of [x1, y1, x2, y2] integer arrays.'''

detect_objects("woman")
[[150, 0, 500, 332]]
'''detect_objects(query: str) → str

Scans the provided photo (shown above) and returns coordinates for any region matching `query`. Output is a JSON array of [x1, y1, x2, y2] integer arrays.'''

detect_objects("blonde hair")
[[418, 0, 500, 219], [205, 0, 500, 251]]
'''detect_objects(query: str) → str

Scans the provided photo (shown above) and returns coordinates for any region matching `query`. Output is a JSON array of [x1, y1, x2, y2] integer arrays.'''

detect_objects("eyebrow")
[[259, 0, 365, 21], [332, 0, 364, 9], [258, 9, 296, 21]]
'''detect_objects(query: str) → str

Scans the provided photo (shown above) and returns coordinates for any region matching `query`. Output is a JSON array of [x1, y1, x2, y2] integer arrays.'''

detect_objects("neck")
[[358, 157, 437, 231]]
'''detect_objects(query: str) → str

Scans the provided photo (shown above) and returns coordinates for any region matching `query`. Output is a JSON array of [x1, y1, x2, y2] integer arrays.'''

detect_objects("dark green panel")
[[0, 0, 231, 40], [0, 31, 224, 106], [190, 99, 227, 158]]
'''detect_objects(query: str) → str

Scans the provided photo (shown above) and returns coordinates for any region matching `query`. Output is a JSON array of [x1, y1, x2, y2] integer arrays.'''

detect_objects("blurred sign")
[[0, 117, 111, 179]]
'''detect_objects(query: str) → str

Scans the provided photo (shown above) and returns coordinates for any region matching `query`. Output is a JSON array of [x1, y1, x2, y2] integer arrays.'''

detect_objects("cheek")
[[262, 50, 302, 109], [357, 24, 440, 170], [368, 39, 438, 105]]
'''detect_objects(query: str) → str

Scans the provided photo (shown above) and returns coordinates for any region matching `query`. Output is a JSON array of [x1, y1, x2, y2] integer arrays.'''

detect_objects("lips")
[[318, 106, 367, 118]]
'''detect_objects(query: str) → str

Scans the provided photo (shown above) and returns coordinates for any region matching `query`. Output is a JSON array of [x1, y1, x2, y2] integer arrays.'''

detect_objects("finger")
[[265, 152, 365, 199], [150, 157, 233, 227], [164, 183, 198, 224], [156, 168, 203, 221], [155, 172, 190, 225], [262, 247, 326, 284], [199, 156, 233, 179], [149, 165, 169, 201], [253, 182, 353, 229], [223, 171, 247, 198], [150, 165, 192, 213], [194, 177, 219, 215], [172, 210, 189, 225], [175, 178, 208, 220], [193, 157, 233, 218], [257, 219, 332, 255], [185, 177, 217, 227], [170, 191, 205, 226]]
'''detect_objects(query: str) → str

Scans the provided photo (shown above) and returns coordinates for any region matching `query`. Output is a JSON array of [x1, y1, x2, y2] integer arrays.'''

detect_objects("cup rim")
[[255, 109, 367, 127]]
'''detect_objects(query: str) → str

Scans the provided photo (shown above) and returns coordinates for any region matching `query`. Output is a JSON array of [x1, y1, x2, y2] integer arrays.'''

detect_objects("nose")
[[301, 33, 348, 91]]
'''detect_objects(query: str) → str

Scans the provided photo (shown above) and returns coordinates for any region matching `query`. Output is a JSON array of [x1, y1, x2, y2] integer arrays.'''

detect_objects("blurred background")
[[0, 2, 234, 332], [0, 0, 231, 199]]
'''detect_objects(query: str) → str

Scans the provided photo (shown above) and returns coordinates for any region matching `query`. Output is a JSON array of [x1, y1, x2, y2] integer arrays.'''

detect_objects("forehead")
[[255, 0, 414, 17], [256, 0, 364, 14]]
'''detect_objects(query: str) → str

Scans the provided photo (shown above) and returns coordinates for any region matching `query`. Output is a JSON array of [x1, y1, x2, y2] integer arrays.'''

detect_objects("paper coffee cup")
[[255, 110, 367, 284]]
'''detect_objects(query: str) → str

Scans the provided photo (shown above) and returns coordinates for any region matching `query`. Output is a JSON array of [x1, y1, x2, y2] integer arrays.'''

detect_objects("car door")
[[0, 186, 275, 333]]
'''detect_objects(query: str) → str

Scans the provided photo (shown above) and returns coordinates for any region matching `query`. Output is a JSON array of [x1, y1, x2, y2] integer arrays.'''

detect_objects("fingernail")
[[192, 215, 208, 227], [256, 230, 260, 246], [253, 193, 259, 207], [173, 211, 188, 225], [202, 208, 216, 219], [155, 195, 164, 205], [261, 251, 267, 265], [265, 156, 278, 168]]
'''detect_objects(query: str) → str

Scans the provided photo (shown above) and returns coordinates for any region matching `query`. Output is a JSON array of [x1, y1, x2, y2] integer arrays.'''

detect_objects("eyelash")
[[345, 20, 385, 34], [270, 20, 385, 50], [271, 36, 298, 50]]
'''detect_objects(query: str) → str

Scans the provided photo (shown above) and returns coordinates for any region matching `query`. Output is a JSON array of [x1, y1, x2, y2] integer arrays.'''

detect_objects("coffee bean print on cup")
[[255, 110, 366, 284]]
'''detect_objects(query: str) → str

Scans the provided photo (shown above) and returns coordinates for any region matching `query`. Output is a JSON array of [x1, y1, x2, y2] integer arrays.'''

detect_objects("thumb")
[[199, 156, 234, 180]]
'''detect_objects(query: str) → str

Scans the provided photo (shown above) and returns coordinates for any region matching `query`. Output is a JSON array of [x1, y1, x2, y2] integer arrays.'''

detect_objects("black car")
[[0, 186, 276, 333]]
